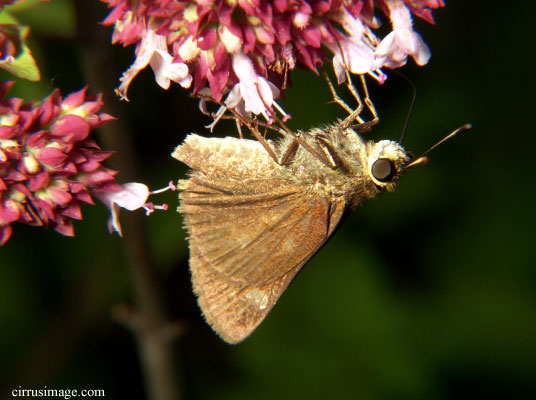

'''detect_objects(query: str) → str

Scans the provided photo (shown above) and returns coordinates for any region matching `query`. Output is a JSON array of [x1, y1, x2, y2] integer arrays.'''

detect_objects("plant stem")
[[74, 2, 181, 399]]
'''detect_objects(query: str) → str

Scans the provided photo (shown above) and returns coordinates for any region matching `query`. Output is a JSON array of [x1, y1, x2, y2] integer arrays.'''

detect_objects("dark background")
[[1, 1, 535, 399]]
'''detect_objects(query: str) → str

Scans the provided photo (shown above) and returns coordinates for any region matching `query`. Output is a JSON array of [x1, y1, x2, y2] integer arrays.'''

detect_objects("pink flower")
[[0, 81, 121, 245], [374, 0, 431, 68], [101, 0, 445, 117]]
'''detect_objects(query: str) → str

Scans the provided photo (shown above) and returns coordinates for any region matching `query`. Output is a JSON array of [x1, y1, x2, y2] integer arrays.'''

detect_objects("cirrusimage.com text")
[[12, 386, 105, 399]]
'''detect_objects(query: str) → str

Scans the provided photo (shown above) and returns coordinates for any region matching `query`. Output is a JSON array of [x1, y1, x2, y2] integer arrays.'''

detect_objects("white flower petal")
[[116, 29, 160, 100], [410, 32, 431, 65], [339, 8, 365, 38], [108, 203, 122, 236], [333, 54, 346, 84], [178, 74, 193, 88], [238, 77, 274, 115], [231, 52, 279, 118], [151, 49, 191, 90], [232, 52, 258, 83], [373, 0, 432, 68], [116, 28, 192, 99], [389, 0, 413, 30], [267, 81, 281, 99], [333, 39, 375, 82], [375, 31, 397, 58], [225, 84, 243, 108], [96, 182, 150, 236], [239, 82, 266, 114], [198, 88, 213, 115], [111, 183, 150, 210]]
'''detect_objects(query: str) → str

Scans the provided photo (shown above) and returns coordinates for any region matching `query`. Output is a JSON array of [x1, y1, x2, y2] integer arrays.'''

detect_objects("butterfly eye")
[[371, 158, 396, 182]]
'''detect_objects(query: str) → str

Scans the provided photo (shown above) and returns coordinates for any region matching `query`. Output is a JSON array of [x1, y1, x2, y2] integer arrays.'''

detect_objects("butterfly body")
[[173, 126, 410, 343]]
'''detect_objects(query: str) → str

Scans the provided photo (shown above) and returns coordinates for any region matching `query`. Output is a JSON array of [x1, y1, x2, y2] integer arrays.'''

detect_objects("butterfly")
[[173, 71, 470, 343]]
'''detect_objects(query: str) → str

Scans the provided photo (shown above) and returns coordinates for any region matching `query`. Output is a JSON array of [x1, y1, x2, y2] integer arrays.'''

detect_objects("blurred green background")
[[1, 1, 535, 399]]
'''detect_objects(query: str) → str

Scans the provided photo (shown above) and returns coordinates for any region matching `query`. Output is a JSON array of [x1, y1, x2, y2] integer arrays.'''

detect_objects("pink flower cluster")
[[102, 0, 444, 119], [0, 82, 121, 244]]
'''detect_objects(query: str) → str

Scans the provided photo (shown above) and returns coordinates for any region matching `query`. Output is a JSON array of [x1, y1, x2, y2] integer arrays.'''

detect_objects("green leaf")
[[0, 23, 40, 81]]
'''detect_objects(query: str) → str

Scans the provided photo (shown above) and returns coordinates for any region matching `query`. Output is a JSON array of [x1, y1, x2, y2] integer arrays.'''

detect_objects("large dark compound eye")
[[371, 158, 396, 182]]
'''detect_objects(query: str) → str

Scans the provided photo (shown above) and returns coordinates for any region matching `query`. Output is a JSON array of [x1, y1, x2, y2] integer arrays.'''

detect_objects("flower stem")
[[74, 2, 182, 399]]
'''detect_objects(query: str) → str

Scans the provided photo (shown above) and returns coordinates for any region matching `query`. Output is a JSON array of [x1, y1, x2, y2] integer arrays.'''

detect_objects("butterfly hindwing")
[[179, 175, 346, 343]]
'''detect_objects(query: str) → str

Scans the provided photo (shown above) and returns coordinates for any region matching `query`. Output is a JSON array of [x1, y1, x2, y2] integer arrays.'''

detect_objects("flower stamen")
[[149, 180, 176, 195]]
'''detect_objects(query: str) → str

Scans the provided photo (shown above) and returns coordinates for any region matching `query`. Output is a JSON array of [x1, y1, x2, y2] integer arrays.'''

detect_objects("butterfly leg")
[[245, 120, 293, 166], [257, 132, 335, 169], [295, 133, 338, 168], [340, 71, 380, 132], [323, 69, 365, 126], [356, 73, 379, 130], [242, 101, 338, 168], [258, 130, 337, 169], [315, 136, 338, 168], [233, 113, 307, 168], [323, 69, 379, 133], [193, 85, 337, 169], [242, 86, 337, 168], [278, 137, 299, 166], [340, 72, 369, 130]]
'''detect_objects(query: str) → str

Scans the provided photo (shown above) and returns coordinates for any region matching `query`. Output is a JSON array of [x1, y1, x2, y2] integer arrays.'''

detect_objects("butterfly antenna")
[[405, 123, 473, 169], [392, 70, 417, 145]]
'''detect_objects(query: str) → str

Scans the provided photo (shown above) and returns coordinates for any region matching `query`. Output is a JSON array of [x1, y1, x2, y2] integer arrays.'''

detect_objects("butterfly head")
[[366, 140, 411, 192], [365, 124, 473, 192]]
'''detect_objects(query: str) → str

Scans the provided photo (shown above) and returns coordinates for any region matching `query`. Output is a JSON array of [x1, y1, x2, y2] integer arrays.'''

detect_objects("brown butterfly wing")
[[179, 175, 346, 343]]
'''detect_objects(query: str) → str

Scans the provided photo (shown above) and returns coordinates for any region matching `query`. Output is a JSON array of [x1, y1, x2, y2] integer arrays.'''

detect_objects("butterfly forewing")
[[175, 137, 347, 343]]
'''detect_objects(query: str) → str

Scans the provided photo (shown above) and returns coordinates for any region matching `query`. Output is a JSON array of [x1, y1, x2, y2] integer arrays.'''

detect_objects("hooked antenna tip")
[[458, 123, 473, 132]]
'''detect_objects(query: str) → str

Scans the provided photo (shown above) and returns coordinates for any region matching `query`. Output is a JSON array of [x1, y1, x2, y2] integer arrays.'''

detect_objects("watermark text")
[[12, 386, 104, 399]]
